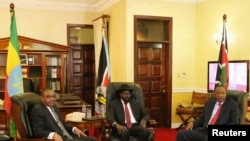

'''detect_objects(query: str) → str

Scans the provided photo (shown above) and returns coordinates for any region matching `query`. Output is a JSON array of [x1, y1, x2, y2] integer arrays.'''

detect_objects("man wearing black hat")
[[107, 84, 150, 141]]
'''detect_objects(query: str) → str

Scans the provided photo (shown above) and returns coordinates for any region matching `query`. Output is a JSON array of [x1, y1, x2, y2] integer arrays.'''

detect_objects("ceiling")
[[0, 0, 200, 12], [0, 0, 120, 12]]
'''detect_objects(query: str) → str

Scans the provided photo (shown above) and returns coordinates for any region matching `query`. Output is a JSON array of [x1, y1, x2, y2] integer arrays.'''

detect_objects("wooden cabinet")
[[0, 108, 9, 135], [45, 54, 65, 93], [21, 53, 43, 78], [0, 36, 71, 99]]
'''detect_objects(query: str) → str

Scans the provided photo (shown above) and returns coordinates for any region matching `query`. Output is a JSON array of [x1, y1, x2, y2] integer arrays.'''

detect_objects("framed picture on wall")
[[20, 54, 28, 65]]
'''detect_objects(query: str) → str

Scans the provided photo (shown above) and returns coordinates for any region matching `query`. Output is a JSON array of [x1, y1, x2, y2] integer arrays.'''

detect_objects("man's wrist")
[[53, 132, 58, 139], [72, 127, 76, 134], [112, 122, 117, 127], [48, 132, 56, 139]]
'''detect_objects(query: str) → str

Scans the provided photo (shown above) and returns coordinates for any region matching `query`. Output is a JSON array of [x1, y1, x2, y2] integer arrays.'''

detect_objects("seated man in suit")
[[29, 88, 97, 141], [107, 84, 150, 141], [176, 85, 240, 141]]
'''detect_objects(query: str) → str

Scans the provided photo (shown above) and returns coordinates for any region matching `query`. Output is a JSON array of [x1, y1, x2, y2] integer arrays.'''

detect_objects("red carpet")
[[154, 128, 177, 141]]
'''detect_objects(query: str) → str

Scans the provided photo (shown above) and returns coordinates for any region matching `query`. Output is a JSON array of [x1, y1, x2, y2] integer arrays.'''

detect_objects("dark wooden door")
[[69, 44, 95, 106], [67, 24, 95, 107], [81, 45, 95, 105], [134, 16, 172, 127]]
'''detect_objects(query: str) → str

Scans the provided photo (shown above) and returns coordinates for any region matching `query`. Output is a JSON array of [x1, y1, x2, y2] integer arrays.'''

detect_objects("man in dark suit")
[[29, 88, 97, 141], [107, 84, 150, 141], [176, 85, 240, 141]]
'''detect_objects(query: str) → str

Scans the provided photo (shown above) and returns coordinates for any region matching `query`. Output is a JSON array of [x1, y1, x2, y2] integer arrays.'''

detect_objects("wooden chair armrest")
[[148, 119, 158, 127], [193, 106, 205, 113]]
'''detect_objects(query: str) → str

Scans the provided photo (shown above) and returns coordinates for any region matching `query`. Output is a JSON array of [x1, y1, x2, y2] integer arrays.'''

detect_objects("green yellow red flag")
[[4, 4, 24, 137]]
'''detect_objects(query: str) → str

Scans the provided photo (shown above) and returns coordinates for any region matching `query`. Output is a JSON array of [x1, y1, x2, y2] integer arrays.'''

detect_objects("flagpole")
[[10, 3, 14, 12], [223, 14, 227, 22], [92, 14, 110, 22], [9, 3, 16, 139], [222, 14, 229, 89], [6, 2, 24, 138], [215, 14, 229, 89]]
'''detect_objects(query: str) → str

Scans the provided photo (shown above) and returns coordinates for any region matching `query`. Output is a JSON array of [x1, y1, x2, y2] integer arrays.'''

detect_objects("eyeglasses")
[[43, 95, 56, 99]]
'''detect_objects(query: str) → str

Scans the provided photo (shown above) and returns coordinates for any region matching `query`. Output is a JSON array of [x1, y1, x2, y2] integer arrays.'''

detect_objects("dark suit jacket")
[[107, 98, 150, 126], [193, 97, 240, 130], [29, 102, 74, 138]]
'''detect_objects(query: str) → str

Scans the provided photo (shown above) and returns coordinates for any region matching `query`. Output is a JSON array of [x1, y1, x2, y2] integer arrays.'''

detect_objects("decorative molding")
[[173, 88, 207, 93], [161, 0, 204, 4], [0, 0, 120, 12], [0, 0, 206, 12]]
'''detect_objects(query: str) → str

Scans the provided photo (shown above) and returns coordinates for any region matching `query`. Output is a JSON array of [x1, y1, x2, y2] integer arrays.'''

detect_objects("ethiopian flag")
[[4, 7, 24, 137]]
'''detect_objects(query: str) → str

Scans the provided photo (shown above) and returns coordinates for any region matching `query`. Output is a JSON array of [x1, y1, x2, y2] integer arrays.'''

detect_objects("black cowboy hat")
[[116, 84, 134, 95]]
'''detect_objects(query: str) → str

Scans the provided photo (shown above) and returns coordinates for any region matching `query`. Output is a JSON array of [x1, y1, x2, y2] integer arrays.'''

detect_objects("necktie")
[[209, 103, 222, 125], [50, 107, 73, 139], [124, 103, 132, 128]]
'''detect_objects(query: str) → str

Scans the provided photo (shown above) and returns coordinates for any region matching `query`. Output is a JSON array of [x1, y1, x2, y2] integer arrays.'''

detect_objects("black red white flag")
[[95, 33, 111, 116], [215, 15, 229, 89]]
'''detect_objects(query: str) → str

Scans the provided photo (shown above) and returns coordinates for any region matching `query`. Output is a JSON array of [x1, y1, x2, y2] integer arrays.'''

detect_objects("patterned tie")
[[50, 107, 73, 139], [209, 102, 222, 125], [124, 103, 132, 128]]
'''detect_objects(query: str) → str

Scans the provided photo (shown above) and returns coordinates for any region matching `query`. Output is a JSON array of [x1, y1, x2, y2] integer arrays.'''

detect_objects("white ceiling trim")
[[161, 0, 204, 4], [0, 0, 120, 12], [0, 0, 204, 12]]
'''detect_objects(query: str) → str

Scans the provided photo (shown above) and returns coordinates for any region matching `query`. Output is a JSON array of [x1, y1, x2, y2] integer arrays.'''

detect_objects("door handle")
[[161, 86, 166, 93]]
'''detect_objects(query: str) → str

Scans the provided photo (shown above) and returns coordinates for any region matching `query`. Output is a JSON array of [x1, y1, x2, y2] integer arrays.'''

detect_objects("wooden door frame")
[[66, 24, 95, 106], [134, 15, 172, 127]]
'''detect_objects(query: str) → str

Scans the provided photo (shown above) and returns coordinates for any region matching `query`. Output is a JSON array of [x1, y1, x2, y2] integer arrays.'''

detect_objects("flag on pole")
[[92, 17, 110, 138], [215, 14, 229, 89], [4, 4, 24, 137], [94, 32, 111, 117]]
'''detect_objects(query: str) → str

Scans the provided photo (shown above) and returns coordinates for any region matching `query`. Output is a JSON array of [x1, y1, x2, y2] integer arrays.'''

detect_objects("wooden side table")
[[66, 117, 106, 141], [56, 100, 91, 121]]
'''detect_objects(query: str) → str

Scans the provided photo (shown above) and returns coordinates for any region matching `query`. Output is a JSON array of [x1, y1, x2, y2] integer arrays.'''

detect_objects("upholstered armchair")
[[209, 90, 248, 124], [23, 78, 40, 94], [226, 90, 248, 124], [103, 82, 155, 141], [10, 92, 53, 141], [0, 79, 40, 141]]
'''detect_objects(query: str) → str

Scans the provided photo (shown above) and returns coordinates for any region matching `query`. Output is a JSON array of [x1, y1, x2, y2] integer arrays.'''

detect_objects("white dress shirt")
[[121, 100, 137, 124]]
